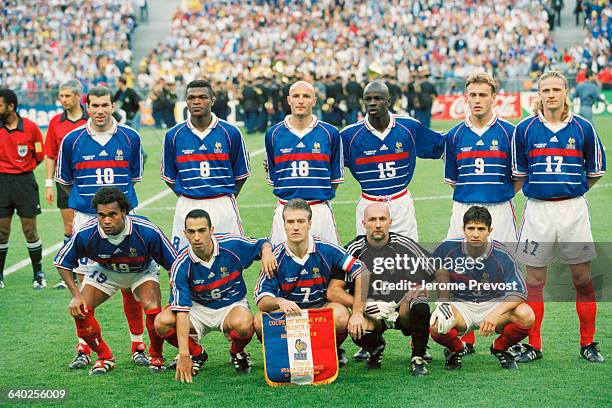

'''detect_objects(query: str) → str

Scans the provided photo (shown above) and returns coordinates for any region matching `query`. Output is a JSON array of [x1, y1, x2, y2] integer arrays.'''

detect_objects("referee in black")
[[0, 89, 46, 289], [327, 202, 434, 376]]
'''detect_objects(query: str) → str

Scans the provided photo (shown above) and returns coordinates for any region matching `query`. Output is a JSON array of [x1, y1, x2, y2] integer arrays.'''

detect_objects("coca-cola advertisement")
[[432, 93, 522, 120]]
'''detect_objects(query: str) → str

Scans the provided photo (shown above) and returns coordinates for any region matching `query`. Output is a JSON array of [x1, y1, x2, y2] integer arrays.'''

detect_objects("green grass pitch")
[[0, 118, 610, 407]]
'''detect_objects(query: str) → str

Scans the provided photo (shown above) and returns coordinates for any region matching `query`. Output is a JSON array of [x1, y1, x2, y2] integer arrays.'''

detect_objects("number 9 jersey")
[[55, 119, 143, 214]]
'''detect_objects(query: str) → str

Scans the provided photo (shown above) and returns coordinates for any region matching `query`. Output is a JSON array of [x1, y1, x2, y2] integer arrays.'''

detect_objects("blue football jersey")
[[55, 120, 143, 214], [444, 116, 515, 203], [169, 234, 268, 311], [432, 238, 526, 302], [341, 114, 445, 196], [54, 215, 177, 273], [512, 113, 606, 199], [265, 116, 344, 200], [161, 114, 250, 198], [254, 237, 365, 308]]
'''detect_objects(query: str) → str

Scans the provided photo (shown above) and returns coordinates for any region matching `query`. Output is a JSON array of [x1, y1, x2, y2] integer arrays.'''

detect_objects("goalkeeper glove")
[[429, 302, 455, 334], [364, 301, 398, 320]]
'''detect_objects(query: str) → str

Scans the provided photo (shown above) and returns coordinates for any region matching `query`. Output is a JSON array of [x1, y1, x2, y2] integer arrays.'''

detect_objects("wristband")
[[45, 179, 54, 188]]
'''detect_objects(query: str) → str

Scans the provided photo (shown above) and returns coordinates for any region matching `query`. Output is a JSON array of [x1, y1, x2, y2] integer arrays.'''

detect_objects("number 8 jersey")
[[512, 113, 606, 199], [55, 119, 143, 214]]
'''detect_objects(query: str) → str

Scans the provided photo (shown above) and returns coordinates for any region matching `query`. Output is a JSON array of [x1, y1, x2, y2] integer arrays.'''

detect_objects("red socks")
[[575, 280, 597, 347], [493, 322, 531, 351], [526, 282, 545, 350], [74, 308, 113, 360], [145, 308, 164, 358], [461, 331, 476, 345], [161, 328, 203, 356], [121, 290, 144, 339], [76, 339, 91, 355], [229, 328, 254, 354], [430, 328, 463, 353]]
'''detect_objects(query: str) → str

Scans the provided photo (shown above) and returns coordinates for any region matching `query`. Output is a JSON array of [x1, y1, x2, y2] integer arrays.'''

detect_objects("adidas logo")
[[300, 269, 308, 275], [199, 145, 207, 150], [100, 150, 108, 156], [380, 144, 388, 151], [208, 272, 215, 279], [113, 248, 122, 254], [550, 136, 559, 142], [476, 140, 484, 146], [297, 142, 305, 148]]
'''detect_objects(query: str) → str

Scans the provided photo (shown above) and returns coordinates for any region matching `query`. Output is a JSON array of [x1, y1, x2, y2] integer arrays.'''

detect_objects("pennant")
[[262, 307, 338, 386]]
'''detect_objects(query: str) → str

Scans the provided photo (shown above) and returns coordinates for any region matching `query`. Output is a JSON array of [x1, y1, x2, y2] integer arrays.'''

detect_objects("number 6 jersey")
[[55, 119, 143, 214]]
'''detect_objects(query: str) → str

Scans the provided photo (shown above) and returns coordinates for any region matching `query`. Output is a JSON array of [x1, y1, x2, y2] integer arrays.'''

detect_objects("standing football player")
[[55, 86, 149, 370], [512, 70, 606, 363], [341, 81, 445, 241], [54, 188, 177, 375], [0, 89, 45, 289], [265, 80, 344, 246], [162, 80, 250, 251], [154, 209, 276, 382], [444, 73, 518, 354], [44, 80, 88, 289]]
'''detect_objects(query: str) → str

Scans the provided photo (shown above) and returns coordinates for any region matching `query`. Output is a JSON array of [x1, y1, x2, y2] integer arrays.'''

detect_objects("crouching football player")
[[54, 187, 177, 375], [253, 199, 368, 363], [430, 206, 534, 370], [328, 203, 435, 375], [154, 209, 277, 383]]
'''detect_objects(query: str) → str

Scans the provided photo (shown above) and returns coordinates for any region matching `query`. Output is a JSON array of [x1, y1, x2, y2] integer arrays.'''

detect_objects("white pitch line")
[[4, 147, 266, 277]]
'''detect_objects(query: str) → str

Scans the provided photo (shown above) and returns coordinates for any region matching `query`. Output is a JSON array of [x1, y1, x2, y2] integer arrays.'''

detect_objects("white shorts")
[[172, 194, 244, 251], [72, 211, 97, 275], [447, 200, 518, 242], [271, 200, 340, 246], [356, 189, 418, 241], [516, 197, 595, 267], [452, 300, 500, 334], [83, 262, 160, 300], [189, 298, 250, 340]]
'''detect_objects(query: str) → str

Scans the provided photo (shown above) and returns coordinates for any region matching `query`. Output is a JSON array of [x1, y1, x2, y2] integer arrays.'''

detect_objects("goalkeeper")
[[327, 203, 435, 376]]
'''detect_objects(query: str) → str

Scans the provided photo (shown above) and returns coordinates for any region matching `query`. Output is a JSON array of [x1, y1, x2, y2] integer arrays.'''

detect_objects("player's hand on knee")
[[364, 301, 397, 320], [175, 355, 193, 383], [430, 302, 454, 334], [348, 311, 366, 339], [278, 298, 301, 316], [69, 295, 88, 319], [479, 311, 500, 337]]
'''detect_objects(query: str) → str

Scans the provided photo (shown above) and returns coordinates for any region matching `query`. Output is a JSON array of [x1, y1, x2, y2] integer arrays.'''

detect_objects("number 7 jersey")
[[55, 120, 143, 214], [511, 113, 606, 199]]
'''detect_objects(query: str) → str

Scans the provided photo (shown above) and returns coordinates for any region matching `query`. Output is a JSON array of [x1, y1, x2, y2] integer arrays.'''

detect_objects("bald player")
[[341, 81, 445, 240], [265, 80, 344, 245]]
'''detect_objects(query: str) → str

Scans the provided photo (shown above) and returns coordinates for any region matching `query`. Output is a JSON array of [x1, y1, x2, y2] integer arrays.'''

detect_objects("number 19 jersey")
[[55, 119, 142, 214]]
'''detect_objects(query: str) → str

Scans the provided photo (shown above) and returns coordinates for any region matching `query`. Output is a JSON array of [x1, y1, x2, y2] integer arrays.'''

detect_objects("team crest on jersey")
[[17, 145, 28, 157], [214, 142, 223, 153], [129, 247, 137, 257], [567, 138, 576, 149], [312, 142, 321, 153], [395, 142, 403, 153], [115, 149, 124, 160], [481, 271, 489, 284], [220, 266, 229, 278], [293, 339, 308, 361], [490, 139, 499, 150], [312, 267, 320, 277]]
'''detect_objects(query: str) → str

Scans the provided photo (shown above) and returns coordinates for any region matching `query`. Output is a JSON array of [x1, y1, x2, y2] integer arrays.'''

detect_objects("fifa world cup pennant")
[[262, 307, 338, 386]]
